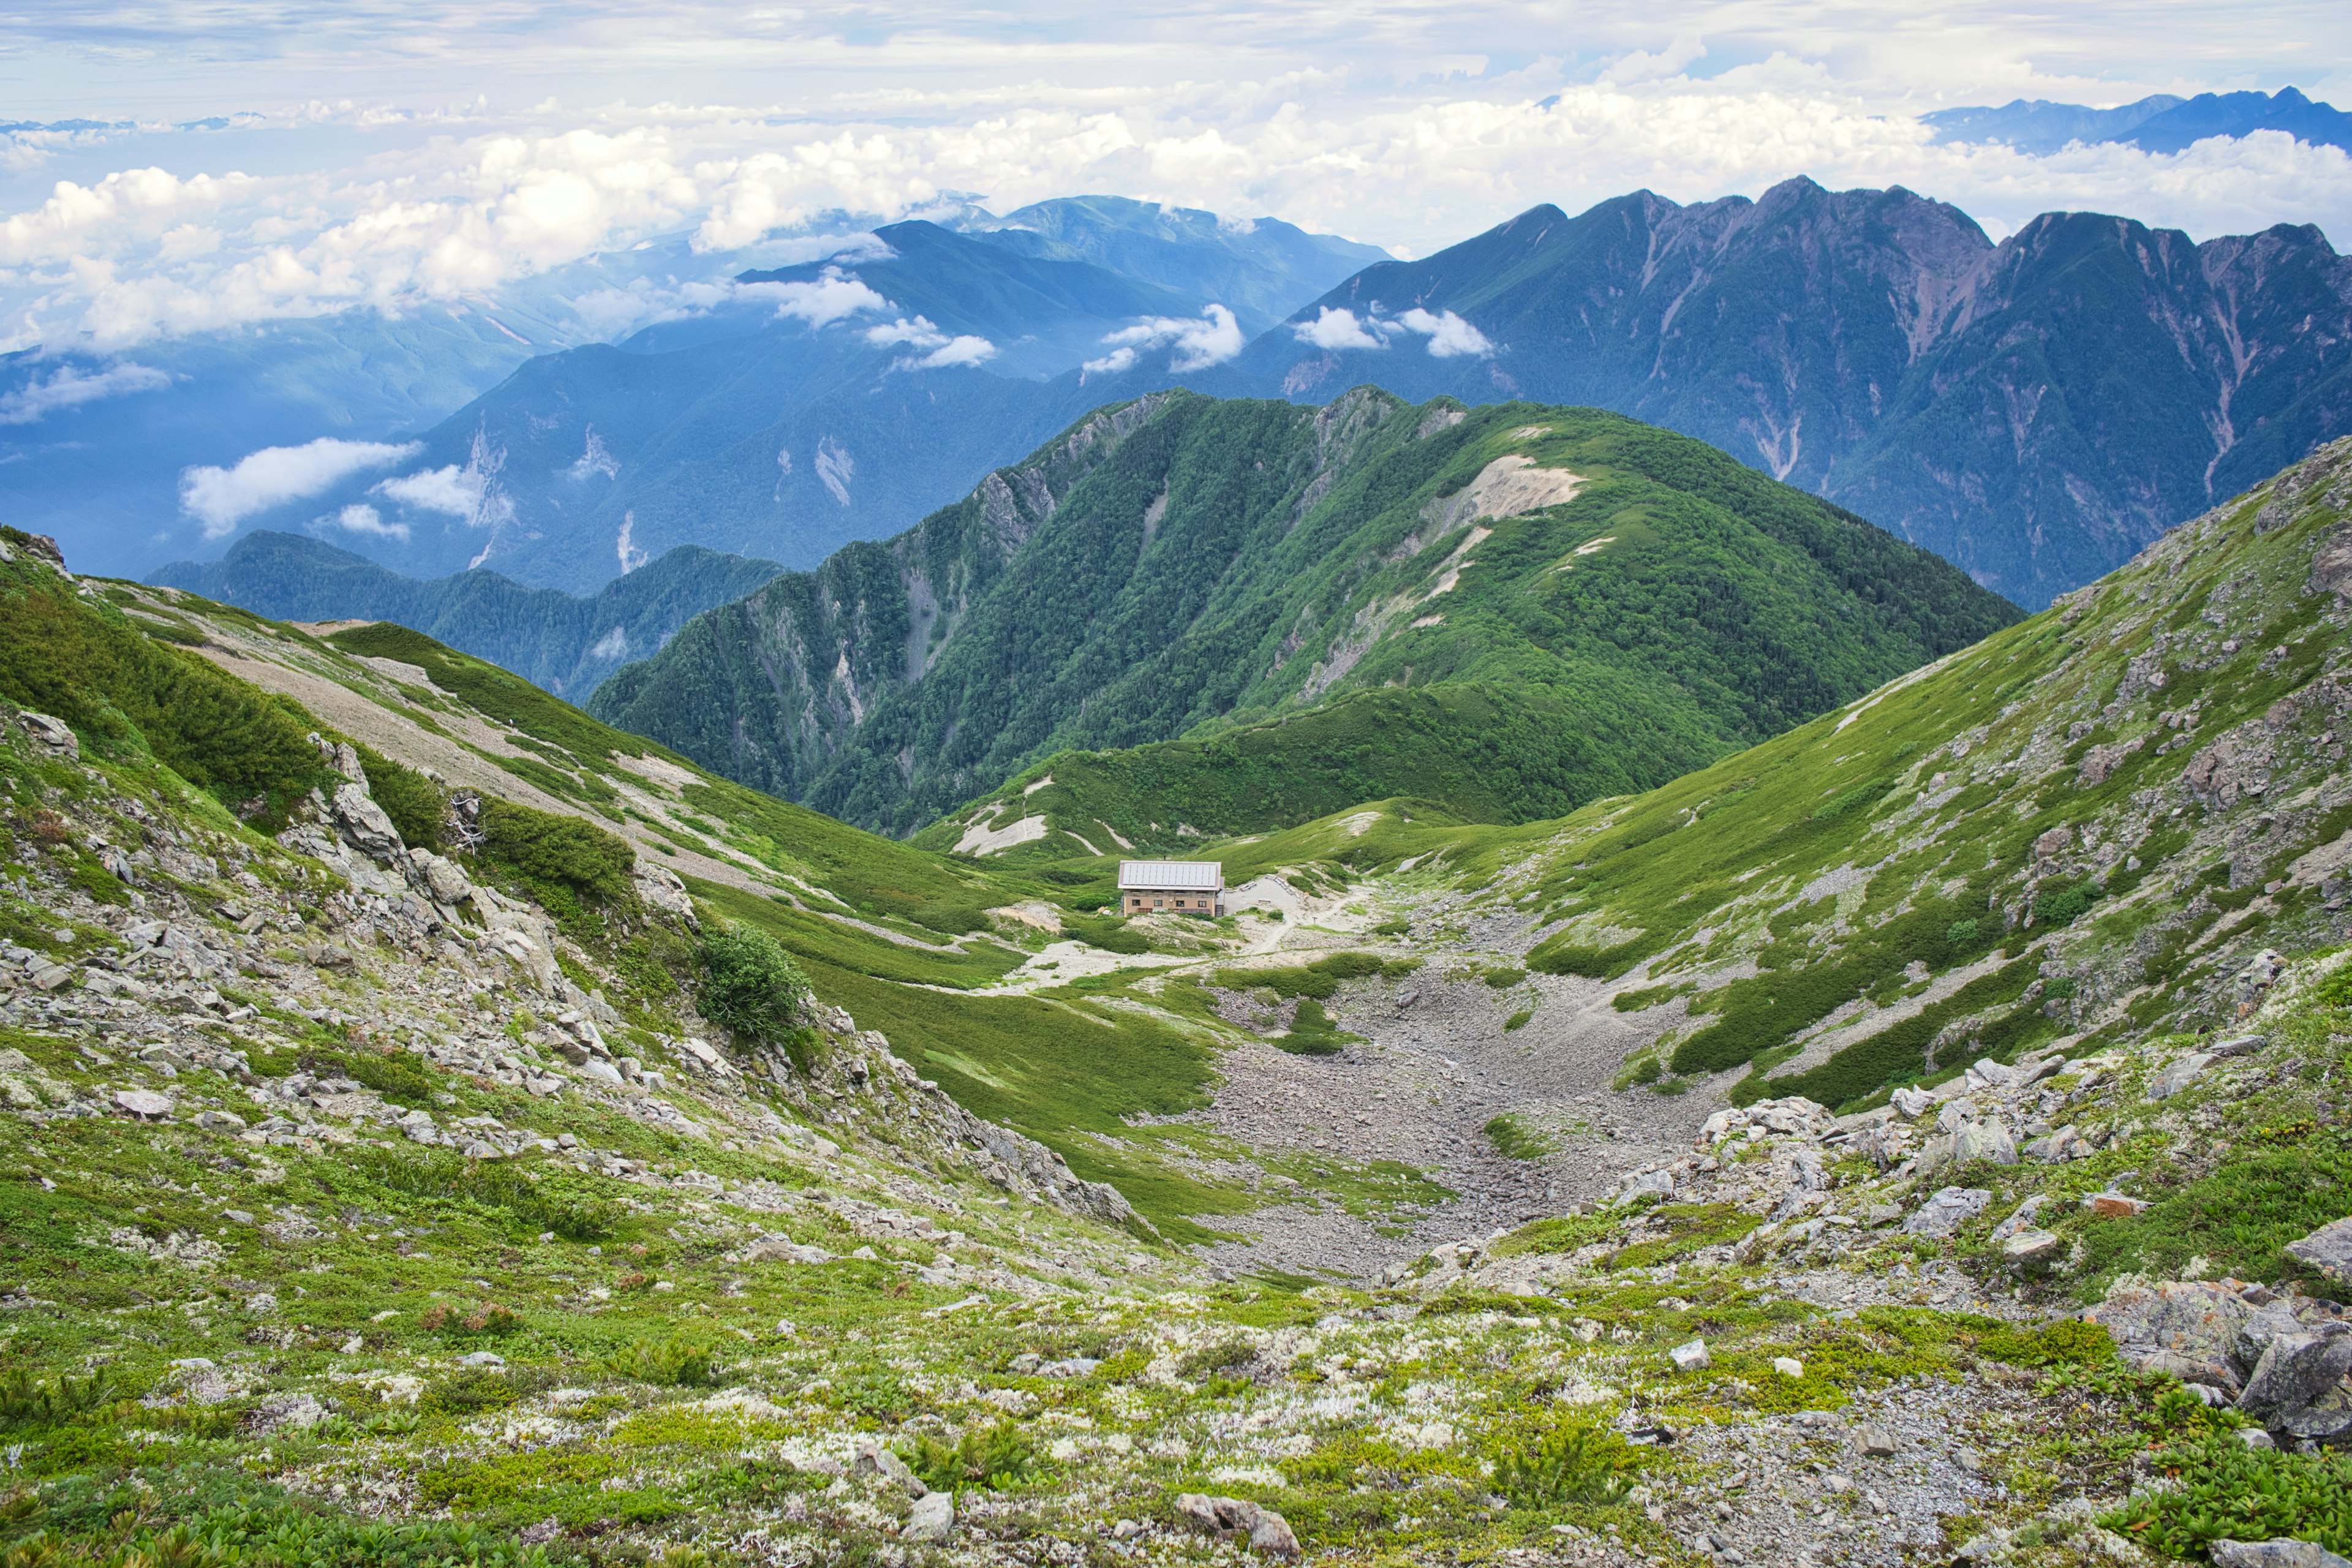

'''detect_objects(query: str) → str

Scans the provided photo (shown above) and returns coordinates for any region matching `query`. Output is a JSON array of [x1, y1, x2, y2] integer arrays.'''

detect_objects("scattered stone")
[[1890, 1086, 1932, 1119], [1854, 1424, 1897, 1458], [17, 711, 78, 758], [2210, 1542, 2352, 1568], [856, 1442, 927, 1496], [2149, 1052, 2217, 1099], [1771, 1356, 1804, 1378], [456, 1351, 506, 1370], [2087, 1193, 2149, 1218], [2286, 1218, 2352, 1285], [1903, 1186, 1991, 1237], [112, 1088, 172, 1119], [1668, 1339, 1712, 1371], [246, 1393, 330, 1432], [902, 1490, 955, 1543]]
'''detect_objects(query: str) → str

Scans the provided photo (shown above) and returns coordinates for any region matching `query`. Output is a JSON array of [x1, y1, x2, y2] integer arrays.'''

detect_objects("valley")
[[2, 380, 2351, 1564]]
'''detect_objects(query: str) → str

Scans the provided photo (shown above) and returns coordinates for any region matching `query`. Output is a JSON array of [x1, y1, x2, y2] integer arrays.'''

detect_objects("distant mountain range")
[[1924, 86, 2352, 157], [587, 389, 2019, 837], [17, 196, 1381, 587], [149, 530, 783, 699], [1191, 176, 2352, 607], [98, 164, 2352, 647]]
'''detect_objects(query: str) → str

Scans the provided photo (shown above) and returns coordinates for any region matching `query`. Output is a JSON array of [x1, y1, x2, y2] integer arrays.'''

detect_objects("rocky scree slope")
[[1212, 176, 2352, 608], [593, 388, 2016, 840]]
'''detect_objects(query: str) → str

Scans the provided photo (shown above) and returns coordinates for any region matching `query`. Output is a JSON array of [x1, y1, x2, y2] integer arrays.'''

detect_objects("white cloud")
[[374, 464, 483, 518], [1294, 306, 1385, 352], [1083, 303, 1243, 376], [864, 312, 997, 369], [317, 503, 409, 541], [0, 360, 169, 423], [179, 437, 421, 540], [1393, 307, 1493, 358], [742, 268, 892, 326]]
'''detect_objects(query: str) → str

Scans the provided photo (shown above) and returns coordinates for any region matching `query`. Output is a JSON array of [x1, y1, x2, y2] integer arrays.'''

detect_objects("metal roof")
[[1117, 859, 1224, 891]]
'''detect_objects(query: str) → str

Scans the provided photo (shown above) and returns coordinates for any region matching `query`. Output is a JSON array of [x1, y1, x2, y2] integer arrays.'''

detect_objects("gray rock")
[[2002, 1229, 2062, 1264], [1250, 1510, 1302, 1558], [113, 1088, 172, 1119], [1989, 1195, 2047, 1243], [855, 1442, 927, 1496], [1854, 1423, 1897, 1458], [331, 782, 404, 858], [17, 712, 78, 758], [456, 1351, 506, 1369], [2239, 1330, 2352, 1423], [2211, 1034, 2271, 1059], [422, 856, 472, 905], [903, 1489, 954, 1543], [2149, 1052, 2217, 1100], [246, 1392, 330, 1431], [1953, 1119, 2019, 1165], [2211, 1541, 2352, 1568], [1890, 1086, 1932, 1119], [2086, 1280, 2253, 1394], [1902, 1187, 1991, 1237], [1669, 1338, 1711, 1371], [2286, 1217, 2352, 1284], [2240, 1302, 2310, 1368]]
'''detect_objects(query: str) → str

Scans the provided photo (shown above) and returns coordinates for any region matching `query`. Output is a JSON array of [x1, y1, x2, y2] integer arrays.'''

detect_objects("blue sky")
[[2, 1, 2349, 352]]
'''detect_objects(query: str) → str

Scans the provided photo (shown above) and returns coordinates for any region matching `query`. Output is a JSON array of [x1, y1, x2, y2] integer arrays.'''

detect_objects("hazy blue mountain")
[[959, 195, 1390, 334], [1924, 86, 2352, 156], [130, 205, 1387, 597], [1195, 177, 2352, 606], [148, 529, 783, 698]]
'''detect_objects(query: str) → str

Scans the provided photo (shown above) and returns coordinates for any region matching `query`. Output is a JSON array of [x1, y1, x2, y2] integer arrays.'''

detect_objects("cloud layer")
[[3, 12, 2350, 358]]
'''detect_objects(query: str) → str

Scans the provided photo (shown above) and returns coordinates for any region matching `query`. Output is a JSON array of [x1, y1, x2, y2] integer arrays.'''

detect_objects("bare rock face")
[[2084, 1280, 2253, 1395], [1175, 1495, 1299, 1558], [1903, 1186, 1991, 1237], [2212, 1539, 2352, 1568], [2311, 524, 2352, 602]]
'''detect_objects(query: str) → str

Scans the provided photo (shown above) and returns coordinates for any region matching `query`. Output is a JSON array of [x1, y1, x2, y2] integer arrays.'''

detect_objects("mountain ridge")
[[587, 386, 2020, 838]]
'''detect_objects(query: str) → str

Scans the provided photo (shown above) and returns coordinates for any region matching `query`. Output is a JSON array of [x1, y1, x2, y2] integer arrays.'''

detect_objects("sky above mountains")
[[2, 2, 2350, 356]]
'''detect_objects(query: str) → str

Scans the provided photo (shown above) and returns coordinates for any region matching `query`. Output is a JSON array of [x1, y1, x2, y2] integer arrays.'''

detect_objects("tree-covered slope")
[[147, 530, 784, 698], [589, 389, 2021, 837]]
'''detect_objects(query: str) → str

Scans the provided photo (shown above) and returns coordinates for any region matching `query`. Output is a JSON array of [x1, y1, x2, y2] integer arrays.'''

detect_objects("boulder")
[[2286, 1218, 2352, 1285], [2239, 1329, 2352, 1425], [2211, 1540, 2352, 1568], [1903, 1187, 1991, 1238], [1989, 1195, 2048, 1243], [2086, 1280, 2252, 1395], [2148, 1052, 2216, 1100], [331, 782, 404, 859], [1174, 1495, 1296, 1556], [903, 1490, 954, 1543], [1953, 1120, 2019, 1166], [246, 1392, 330, 1432], [1668, 1339, 1711, 1371], [16, 711, 78, 758], [2002, 1230, 2062, 1265], [1891, 1086, 1933, 1119]]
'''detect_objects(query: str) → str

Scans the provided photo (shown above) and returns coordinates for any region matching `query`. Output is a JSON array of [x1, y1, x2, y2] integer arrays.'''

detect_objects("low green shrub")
[[1485, 1114, 1556, 1160], [897, 1423, 1037, 1492], [2101, 1431, 2352, 1558], [0, 1367, 110, 1431], [605, 1335, 722, 1387], [1493, 1420, 1640, 1508], [698, 923, 813, 1054], [472, 797, 635, 908], [355, 744, 448, 850], [2036, 879, 2105, 927]]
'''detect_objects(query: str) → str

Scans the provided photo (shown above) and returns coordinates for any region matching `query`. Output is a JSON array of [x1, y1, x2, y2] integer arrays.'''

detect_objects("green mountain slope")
[[914, 680, 1676, 858], [591, 389, 2021, 837], [1150, 433, 2352, 1114], [148, 530, 785, 698]]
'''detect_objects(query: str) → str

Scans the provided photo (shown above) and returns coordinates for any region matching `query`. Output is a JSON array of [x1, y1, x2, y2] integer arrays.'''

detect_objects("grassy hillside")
[[916, 680, 1692, 857], [593, 390, 2019, 837], [1124, 434, 2352, 1114]]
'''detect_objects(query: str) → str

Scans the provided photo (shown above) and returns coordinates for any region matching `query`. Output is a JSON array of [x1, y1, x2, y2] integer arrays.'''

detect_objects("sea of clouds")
[[4, 4, 2350, 363]]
